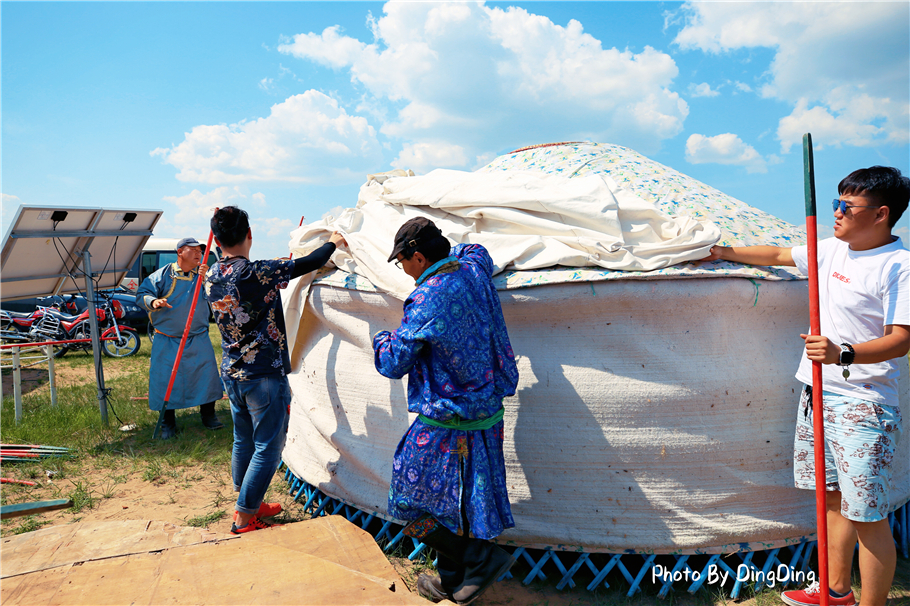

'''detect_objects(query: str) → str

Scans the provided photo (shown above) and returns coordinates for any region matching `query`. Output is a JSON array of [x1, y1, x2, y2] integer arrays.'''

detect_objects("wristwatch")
[[837, 343, 855, 379], [837, 343, 855, 366]]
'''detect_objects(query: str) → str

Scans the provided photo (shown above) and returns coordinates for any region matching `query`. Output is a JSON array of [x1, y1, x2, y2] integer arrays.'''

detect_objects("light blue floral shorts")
[[793, 385, 903, 522]]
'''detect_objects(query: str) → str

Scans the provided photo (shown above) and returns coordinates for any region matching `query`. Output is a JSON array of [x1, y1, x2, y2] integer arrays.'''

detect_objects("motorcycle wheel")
[[101, 331, 141, 358], [52, 344, 68, 358]]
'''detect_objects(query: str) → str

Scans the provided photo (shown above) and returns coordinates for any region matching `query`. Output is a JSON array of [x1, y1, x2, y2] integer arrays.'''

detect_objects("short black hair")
[[211, 206, 250, 248], [838, 166, 910, 227], [401, 235, 451, 265]]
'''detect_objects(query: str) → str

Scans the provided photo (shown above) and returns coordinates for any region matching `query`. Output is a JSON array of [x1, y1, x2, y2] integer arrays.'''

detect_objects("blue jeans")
[[225, 375, 290, 515]]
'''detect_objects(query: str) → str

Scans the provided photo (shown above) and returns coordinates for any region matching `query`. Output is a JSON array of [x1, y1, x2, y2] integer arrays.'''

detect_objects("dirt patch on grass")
[[2, 364, 131, 398]]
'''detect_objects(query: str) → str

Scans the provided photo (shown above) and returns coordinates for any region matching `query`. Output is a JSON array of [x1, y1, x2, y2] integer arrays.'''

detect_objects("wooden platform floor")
[[1, 515, 439, 605]]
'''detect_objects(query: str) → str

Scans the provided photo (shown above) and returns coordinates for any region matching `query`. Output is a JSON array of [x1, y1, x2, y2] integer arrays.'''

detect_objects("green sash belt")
[[417, 407, 504, 431]]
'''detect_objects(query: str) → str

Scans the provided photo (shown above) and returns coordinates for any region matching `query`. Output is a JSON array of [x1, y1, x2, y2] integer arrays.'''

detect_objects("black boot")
[[160, 409, 178, 440], [200, 402, 224, 430], [455, 540, 515, 605], [416, 573, 449, 603], [403, 516, 515, 605]]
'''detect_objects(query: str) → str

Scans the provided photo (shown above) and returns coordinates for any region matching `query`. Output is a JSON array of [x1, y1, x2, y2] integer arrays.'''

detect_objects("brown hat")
[[387, 217, 444, 262]]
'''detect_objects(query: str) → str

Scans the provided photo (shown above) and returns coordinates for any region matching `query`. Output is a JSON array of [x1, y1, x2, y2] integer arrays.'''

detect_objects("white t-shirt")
[[791, 236, 909, 405]]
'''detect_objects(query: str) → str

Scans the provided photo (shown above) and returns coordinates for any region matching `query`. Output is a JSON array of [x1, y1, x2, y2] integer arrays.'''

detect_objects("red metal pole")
[[803, 133, 829, 606], [1, 478, 38, 486]]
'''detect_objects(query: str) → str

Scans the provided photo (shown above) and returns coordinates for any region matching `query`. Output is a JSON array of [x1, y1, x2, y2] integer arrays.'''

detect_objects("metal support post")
[[82, 250, 109, 426], [45, 343, 57, 407], [13, 347, 22, 424]]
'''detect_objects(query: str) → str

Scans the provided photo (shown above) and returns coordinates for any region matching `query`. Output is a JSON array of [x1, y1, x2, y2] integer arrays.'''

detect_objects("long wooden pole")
[[803, 132, 829, 606], [152, 228, 216, 439]]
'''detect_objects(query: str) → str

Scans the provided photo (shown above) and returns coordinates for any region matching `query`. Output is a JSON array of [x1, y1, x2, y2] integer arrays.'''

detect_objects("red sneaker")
[[256, 502, 283, 518], [233, 502, 283, 522], [230, 516, 274, 535], [781, 582, 856, 606]]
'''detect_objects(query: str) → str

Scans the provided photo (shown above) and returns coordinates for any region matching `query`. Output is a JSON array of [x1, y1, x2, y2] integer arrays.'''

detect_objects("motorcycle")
[[0, 293, 141, 358]]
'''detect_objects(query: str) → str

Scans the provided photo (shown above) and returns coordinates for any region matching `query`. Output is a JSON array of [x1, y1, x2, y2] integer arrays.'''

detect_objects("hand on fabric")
[[700, 245, 724, 262], [152, 298, 172, 310], [329, 232, 347, 247], [800, 334, 839, 365]]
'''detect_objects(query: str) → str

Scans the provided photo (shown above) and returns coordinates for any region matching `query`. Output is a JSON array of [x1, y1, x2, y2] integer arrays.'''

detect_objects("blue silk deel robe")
[[137, 263, 223, 411], [373, 244, 519, 539]]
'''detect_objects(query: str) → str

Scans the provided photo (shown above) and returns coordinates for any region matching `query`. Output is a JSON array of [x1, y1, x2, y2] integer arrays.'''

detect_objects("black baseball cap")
[[387, 217, 444, 262]]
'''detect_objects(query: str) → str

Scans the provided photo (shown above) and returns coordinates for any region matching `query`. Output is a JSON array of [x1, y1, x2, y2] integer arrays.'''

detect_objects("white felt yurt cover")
[[280, 142, 909, 554]]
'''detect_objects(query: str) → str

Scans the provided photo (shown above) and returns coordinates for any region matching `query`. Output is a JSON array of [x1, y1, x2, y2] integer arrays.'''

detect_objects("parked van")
[[120, 238, 219, 292]]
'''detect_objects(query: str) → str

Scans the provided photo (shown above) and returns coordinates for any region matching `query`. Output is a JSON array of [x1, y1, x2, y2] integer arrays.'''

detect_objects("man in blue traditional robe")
[[137, 237, 224, 439], [373, 218, 520, 605]]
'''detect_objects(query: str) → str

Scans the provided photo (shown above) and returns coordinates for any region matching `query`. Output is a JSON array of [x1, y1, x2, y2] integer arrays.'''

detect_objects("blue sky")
[[3, 1, 908, 261]]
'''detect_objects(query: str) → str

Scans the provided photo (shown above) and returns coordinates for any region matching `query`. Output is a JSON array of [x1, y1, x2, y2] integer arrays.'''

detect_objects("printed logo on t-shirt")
[[863, 384, 873, 389], [832, 271, 850, 284]]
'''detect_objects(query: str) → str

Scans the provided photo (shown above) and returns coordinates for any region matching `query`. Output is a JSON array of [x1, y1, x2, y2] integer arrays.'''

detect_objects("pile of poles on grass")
[[1, 443, 73, 485], [0, 443, 75, 519]]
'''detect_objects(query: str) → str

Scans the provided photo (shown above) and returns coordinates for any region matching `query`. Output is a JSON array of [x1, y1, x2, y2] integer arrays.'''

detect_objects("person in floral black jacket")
[[205, 206, 346, 534]]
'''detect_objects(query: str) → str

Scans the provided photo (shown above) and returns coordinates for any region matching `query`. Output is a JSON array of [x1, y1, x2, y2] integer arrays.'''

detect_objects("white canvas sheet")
[[288, 169, 720, 300], [283, 277, 910, 553]]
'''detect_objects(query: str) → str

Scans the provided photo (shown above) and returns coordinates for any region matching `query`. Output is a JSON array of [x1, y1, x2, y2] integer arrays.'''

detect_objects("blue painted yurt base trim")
[[280, 464, 909, 600]]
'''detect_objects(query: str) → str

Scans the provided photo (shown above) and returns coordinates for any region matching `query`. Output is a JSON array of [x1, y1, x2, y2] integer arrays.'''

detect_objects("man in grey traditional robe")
[[137, 237, 224, 439]]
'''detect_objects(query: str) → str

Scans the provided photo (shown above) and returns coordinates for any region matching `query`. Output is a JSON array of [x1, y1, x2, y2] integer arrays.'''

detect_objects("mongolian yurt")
[[279, 142, 909, 564]]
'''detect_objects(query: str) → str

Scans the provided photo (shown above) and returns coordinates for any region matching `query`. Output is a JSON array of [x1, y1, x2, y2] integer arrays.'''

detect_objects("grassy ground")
[[1, 328, 908, 605]]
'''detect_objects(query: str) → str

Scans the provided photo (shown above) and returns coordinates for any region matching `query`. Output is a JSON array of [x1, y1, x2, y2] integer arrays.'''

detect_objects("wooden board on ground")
[[1, 516, 438, 605], [0, 519, 234, 578], [242, 515, 405, 588]]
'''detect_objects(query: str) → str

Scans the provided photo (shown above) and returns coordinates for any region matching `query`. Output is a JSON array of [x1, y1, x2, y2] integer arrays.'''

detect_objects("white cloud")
[[157, 187, 293, 258], [151, 90, 382, 185], [279, 2, 689, 162], [689, 82, 719, 98], [392, 141, 469, 173], [674, 2, 909, 153], [258, 78, 275, 92], [733, 81, 752, 93], [162, 186, 251, 229], [255, 217, 296, 242], [777, 98, 885, 154], [685, 133, 768, 173]]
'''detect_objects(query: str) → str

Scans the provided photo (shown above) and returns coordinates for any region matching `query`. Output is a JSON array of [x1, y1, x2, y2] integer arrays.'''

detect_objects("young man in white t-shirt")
[[703, 166, 909, 606]]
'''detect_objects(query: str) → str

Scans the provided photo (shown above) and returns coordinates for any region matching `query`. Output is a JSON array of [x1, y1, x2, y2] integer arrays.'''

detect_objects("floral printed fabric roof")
[[313, 141, 807, 293]]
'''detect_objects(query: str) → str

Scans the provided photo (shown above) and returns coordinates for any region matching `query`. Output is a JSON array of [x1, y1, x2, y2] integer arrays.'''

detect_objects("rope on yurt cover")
[[279, 463, 909, 600]]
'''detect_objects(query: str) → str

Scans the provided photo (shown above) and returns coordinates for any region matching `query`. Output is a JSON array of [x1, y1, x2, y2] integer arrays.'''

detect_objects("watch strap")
[[838, 343, 855, 367]]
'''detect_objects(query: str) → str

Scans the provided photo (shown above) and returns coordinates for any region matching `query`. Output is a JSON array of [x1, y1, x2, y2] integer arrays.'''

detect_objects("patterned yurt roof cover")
[[312, 141, 807, 293]]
